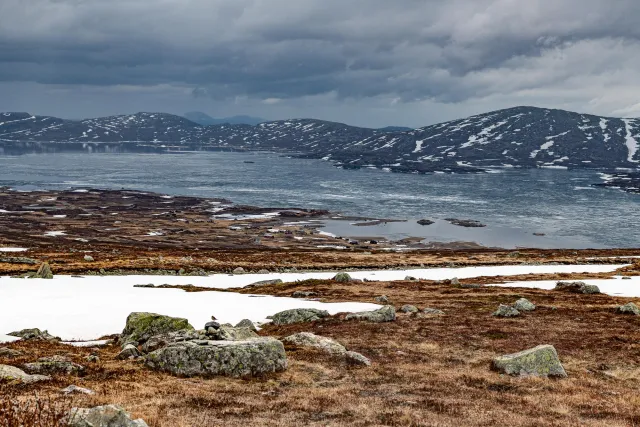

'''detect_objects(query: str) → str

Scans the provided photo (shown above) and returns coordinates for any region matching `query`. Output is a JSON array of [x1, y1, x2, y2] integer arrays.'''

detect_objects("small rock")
[[282, 332, 346, 354], [207, 325, 259, 341], [117, 344, 141, 360], [0, 348, 23, 358], [62, 385, 95, 395], [400, 305, 419, 314], [67, 405, 148, 427], [345, 351, 371, 366], [85, 354, 100, 363], [493, 304, 520, 318], [492, 345, 567, 378], [83, 255, 94, 262], [417, 219, 434, 226], [257, 269, 270, 274], [232, 267, 246, 274], [374, 295, 390, 304], [450, 277, 460, 286], [514, 298, 536, 312], [622, 276, 632, 280], [333, 272, 353, 282], [421, 308, 445, 316], [617, 302, 640, 315], [291, 291, 319, 298], [270, 308, 330, 325], [345, 306, 396, 323], [404, 276, 418, 281], [0, 364, 51, 384]]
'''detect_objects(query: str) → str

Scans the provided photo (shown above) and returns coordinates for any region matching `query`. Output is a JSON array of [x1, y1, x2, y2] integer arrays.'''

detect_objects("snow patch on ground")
[[490, 276, 640, 298], [0, 247, 28, 252]]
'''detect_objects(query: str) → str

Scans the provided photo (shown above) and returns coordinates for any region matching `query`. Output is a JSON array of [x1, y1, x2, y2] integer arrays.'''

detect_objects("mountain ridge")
[[1, 107, 639, 174]]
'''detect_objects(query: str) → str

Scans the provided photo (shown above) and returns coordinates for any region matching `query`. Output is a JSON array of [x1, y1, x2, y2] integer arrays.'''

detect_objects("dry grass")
[[4, 274, 640, 426]]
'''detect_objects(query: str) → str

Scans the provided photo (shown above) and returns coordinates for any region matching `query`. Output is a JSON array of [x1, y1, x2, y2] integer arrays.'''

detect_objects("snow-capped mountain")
[[1, 107, 639, 173]]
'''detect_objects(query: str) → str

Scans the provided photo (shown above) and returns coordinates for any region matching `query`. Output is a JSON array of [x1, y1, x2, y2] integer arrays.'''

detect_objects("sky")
[[1, 0, 640, 128]]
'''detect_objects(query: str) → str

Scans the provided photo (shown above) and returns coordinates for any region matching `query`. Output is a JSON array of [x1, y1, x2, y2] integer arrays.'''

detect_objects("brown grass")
[[4, 274, 640, 426]]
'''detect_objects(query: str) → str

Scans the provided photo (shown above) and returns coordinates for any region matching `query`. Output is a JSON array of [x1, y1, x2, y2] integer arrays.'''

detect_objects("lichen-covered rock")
[[232, 267, 246, 274], [83, 255, 94, 262], [493, 305, 520, 318], [400, 305, 419, 314], [117, 344, 142, 360], [345, 351, 371, 366], [145, 338, 287, 378], [492, 345, 567, 378], [34, 262, 54, 279], [140, 330, 204, 354], [207, 325, 259, 341], [421, 308, 445, 316], [246, 279, 283, 288], [23, 356, 85, 376], [345, 306, 396, 322], [120, 312, 194, 346], [555, 281, 601, 294], [270, 308, 329, 325], [374, 295, 390, 304], [8, 328, 60, 341], [0, 364, 51, 384], [617, 302, 640, 315], [235, 319, 258, 332], [282, 332, 346, 355], [291, 291, 319, 298], [333, 272, 352, 282], [67, 404, 148, 427], [514, 298, 536, 312]]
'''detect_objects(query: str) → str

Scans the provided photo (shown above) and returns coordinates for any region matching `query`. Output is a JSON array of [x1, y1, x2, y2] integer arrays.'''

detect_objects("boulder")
[[345, 351, 371, 366], [514, 298, 536, 312], [421, 308, 445, 316], [291, 291, 319, 298], [83, 255, 94, 262], [345, 306, 396, 323], [23, 356, 85, 376], [232, 267, 246, 274], [374, 295, 390, 304], [145, 338, 287, 378], [450, 277, 461, 286], [246, 279, 283, 288], [404, 276, 418, 281], [235, 319, 258, 332], [34, 262, 54, 279], [120, 312, 194, 346], [0, 348, 23, 358], [333, 272, 352, 282], [270, 308, 329, 325], [493, 305, 520, 318], [617, 302, 640, 315], [67, 405, 148, 427], [554, 281, 601, 294], [282, 332, 346, 355], [117, 344, 142, 360], [492, 345, 567, 378], [0, 364, 51, 384], [8, 328, 60, 341], [400, 305, 419, 314]]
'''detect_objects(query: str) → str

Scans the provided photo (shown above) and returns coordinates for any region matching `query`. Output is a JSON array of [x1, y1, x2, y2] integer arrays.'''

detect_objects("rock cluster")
[[8, 328, 60, 341], [554, 281, 601, 294]]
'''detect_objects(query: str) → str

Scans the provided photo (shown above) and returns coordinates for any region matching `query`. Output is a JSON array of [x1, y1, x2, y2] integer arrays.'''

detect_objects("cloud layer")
[[1, 0, 640, 126]]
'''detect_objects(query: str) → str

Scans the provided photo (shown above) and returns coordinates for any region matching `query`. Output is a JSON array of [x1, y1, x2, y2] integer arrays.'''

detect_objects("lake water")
[[0, 152, 638, 248]]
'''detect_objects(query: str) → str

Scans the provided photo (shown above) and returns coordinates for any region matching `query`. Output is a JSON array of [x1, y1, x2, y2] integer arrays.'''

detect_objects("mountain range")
[[0, 106, 638, 174]]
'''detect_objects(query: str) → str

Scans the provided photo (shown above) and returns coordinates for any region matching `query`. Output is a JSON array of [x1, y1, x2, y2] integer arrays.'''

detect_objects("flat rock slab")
[[145, 337, 287, 378], [492, 345, 567, 378], [0, 364, 51, 384], [270, 308, 329, 325], [345, 305, 396, 322], [68, 404, 148, 427], [282, 332, 346, 355]]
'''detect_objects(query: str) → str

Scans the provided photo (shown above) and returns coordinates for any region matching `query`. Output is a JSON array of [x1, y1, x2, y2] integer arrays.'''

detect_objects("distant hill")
[[1, 107, 639, 174], [183, 112, 264, 126], [378, 126, 413, 132]]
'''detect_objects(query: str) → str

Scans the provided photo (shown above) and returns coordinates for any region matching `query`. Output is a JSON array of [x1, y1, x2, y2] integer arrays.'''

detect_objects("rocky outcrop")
[[23, 356, 85, 376], [617, 302, 640, 315], [120, 312, 194, 346], [145, 338, 287, 378], [270, 308, 329, 325], [0, 364, 51, 384], [493, 305, 520, 318], [492, 345, 567, 378], [282, 332, 346, 355], [8, 328, 60, 341], [34, 262, 54, 279], [554, 281, 601, 294], [67, 405, 148, 427], [345, 306, 396, 323], [514, 298, 536, 312]]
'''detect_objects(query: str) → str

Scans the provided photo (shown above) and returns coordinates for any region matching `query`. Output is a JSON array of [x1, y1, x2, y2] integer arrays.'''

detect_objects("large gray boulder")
[[493, 305, 520, 318], [67, 404, 148, 427], [120, 312, 194, 346], [345, 306, 396, 322], [23, 356, 85, 376], [0, 364, 51, 384], [145, 338, 287, 378], [270, 308, 329, 325], [8, 328, 60, 341], [282, 332, 346, 355], [617, 302, 640, 315], [514, 298, 536, 312], [492, 345, 567, 378], [400, 305, 419, 314], [554, 281, 601, 295]]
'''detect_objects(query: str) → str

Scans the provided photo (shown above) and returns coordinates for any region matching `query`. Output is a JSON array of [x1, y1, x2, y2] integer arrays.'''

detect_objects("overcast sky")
[[1, 0, 640, 127]]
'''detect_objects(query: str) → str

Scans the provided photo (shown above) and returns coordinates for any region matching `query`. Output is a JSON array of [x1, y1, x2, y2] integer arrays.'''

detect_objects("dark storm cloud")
[[2, 0, 640, 124]]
